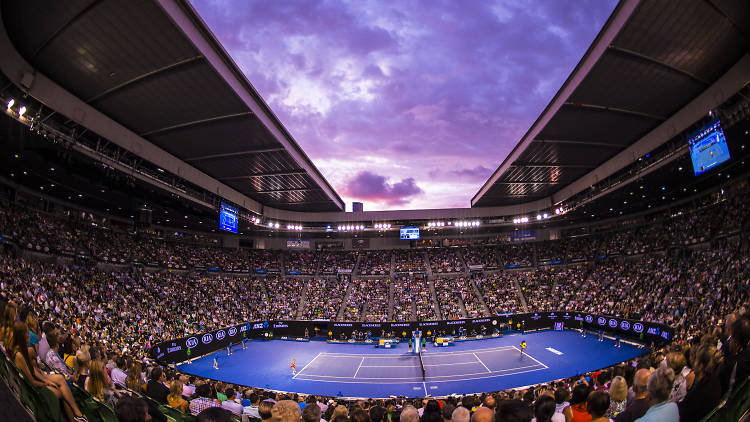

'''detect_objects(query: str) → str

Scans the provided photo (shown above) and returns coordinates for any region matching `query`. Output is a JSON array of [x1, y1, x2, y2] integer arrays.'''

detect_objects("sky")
[[191, 0, 618, 210]]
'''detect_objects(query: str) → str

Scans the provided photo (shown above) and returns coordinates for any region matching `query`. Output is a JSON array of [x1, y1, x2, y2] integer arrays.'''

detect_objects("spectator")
[[10, 321, 88, 422], [197, 407, 234, 422], [244, 391, 262, 418], [273, 400, 303, 422], [666, 352, 688, 402], [565, 383, 591, 422], [554, 386, 570, 415], [111, 356, 128, 388], [495, 400, 532, 422], [678, 344, 722, 422], [401, 406, 419, 422], [221, 387, 243, 415], [259, 399, 276, 422], [303, 400, 322, 422], [530, 395, 561, 422], [470, 407, 493, 422], [635, 367, 677, 422], [616, 369, 650, 422], [126, 362, 145, 392], [116, 397, 150, 422], [588, 391, 611, 422], [451, 406, 470, 422], [167, 380, 189, 413], [606, 376, 627, 418], [86, 360, 116, 404], [189, 384, 221, 416], [146, 367, 169, 404]]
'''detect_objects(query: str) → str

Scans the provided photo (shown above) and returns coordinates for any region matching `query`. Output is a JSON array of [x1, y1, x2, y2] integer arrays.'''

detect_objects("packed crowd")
[[433, 277, 466, 320], [428, 249, 465, 274], [285, 252, 319, 275], [263, 277, 303, 320], [393, 250, 426, 274], [301, 277, 350, 320], [319, 251, 357, 275], [359, 251, 391, 276], [342, 278, 390, 322], [475, 273, 523, 315], [393, 276, 437, 321]]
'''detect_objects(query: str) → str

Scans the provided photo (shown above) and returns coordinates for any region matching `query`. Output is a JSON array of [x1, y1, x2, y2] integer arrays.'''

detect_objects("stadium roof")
[[473, 0, 750, 208], [0, 0, 344, 213]]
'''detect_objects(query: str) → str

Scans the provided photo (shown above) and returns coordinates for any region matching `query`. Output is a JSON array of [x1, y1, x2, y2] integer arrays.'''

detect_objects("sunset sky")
[[191, 0, 618, 210]]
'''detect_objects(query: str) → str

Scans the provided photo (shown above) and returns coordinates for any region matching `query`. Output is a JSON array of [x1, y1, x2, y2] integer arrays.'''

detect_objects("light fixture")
[[6, 99, 14, 109], [18, 106, 26, 117]]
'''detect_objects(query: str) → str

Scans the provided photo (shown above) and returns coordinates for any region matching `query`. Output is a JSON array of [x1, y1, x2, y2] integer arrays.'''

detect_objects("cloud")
[[190, 0, 619, 210], [341, 171, 423, 206], [449, 165, 494, 181]]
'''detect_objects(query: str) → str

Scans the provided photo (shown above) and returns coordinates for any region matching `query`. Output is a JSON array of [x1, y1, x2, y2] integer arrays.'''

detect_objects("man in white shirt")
[[221, 387, 244, 415], [243, 392, 261, 418], [110, 356, 129, 388]]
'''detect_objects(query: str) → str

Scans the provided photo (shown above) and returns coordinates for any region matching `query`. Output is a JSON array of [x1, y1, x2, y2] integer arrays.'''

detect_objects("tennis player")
[[520, 340, 527, 356], [290, 359, 297, 375]]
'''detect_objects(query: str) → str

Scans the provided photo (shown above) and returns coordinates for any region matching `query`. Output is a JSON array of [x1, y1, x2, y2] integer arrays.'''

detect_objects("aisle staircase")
[[512, 275, 529, 312], [428, 277, 443, 320], [295, 279, 311, 319]]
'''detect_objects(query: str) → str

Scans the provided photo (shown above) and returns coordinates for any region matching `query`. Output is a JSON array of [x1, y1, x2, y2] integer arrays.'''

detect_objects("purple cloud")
[[449, 166, 494, 181], [191, 0, 618, 210], [341, 171, 423, 206]]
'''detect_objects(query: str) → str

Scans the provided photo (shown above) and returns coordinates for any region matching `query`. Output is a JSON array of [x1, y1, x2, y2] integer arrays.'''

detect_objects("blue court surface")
[[176, 330, 645, 398]]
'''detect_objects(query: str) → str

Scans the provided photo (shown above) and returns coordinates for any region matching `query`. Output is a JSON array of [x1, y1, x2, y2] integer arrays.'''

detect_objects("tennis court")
[[177, 330, 646, 398], [294, 346, 547, 384]]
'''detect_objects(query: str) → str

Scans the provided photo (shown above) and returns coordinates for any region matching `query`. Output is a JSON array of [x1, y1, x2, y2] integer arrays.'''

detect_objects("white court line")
[[361, 361, 482, 368], [296, 364, 543, 380], [473, 353, 491, 373], [353, 357, 365, 378], [293, 353, 322, 379], [293, 365, 547, 385], [423, 382, 428, 396], [511, 346, 549, 369], [319, 345, 516, 358]]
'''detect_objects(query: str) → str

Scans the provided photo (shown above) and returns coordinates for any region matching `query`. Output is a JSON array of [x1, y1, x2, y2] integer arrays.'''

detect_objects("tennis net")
[[418, 350, 426, 381]]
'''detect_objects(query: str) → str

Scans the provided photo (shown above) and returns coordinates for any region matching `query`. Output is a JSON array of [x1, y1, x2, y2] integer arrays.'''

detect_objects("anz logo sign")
[[620, 321, 631, 331], [201, 333, 213, 344], [585, 315, 594, 324], [608, 319, 618, 328], [186, 337, 198, 349], [228, 327, 237, 337], [597, 317, 606, 326], [216, 330, 226, 341], [633, 323, 645, 333]]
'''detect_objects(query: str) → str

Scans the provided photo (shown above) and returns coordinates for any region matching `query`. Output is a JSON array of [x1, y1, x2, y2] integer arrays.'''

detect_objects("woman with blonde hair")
[[126, 361, 146, 392], [72, 347, 91, 388], [86, 360, 110, 401], [11, 321, 88, 422], [168, 379, 190, 412], [606, 376, 628, 419], [0, 302, 18, 348]]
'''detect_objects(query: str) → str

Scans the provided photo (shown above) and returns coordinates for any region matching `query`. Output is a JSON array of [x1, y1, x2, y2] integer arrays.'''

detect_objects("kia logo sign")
[[633, 323, 644, 333], [620, 321, 631, 330], [186, 337, 198, 349], [597, 317, 606, 326], [585, 315, 593, 323], [608, 319, 618, 328], [216, 330, 226, 341], [228, 327, 237, 336], [201, 333, 213, 344]]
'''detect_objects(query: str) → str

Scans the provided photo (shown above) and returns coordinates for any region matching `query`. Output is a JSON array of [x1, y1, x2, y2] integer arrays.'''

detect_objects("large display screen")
[[400, 226, 420, 240], [219, 202, 238, 233], [688, 119, 730, 176]]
